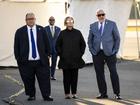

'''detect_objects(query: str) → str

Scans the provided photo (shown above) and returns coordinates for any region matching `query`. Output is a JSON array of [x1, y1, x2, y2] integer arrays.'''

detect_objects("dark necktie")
[[30, 28, 37, 59], [99, 22, 103, 35]]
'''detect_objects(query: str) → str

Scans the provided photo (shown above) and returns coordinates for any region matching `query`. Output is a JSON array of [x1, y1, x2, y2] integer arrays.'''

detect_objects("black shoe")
[[27, 96, 35, 101], [65, 96, 71, 99], [96, 94, 108, 99], [51, 77, 56, 80], [44, 96, 53, 101], [114, 94, 122, 100]]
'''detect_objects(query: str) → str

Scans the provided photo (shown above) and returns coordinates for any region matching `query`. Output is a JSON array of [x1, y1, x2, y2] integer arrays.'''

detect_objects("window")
[[129, 2, 140, 19]]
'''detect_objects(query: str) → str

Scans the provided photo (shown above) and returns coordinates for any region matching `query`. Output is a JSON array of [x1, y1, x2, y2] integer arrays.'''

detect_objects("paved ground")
[[0, 60, 140, 105]]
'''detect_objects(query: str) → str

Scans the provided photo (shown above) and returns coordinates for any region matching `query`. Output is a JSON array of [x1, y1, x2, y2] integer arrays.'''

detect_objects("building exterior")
[[0, 0, 68, 66], [123, 0, 140, 58], [69, 0, 133, 63], [1, 0, 139, 66]]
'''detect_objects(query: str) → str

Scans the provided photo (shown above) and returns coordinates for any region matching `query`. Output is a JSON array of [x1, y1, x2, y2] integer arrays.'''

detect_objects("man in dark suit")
[[88, 9, 122, 100], [45, 16, 61, 80], [14, 13, 53, 101]]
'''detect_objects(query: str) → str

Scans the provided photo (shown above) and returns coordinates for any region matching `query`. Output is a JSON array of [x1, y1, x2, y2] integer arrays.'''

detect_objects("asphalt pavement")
[[0, 60, 140, 105]]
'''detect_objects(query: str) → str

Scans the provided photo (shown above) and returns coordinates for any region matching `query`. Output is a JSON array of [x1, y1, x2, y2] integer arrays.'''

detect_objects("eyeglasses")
[[66, 20, 74, 23], [97, 14, 105, 17], [26, 18, 35, 20]]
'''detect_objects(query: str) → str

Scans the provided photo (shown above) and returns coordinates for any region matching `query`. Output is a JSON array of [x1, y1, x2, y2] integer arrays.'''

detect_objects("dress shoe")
[[65, 94, 71, 99], [44, 96, 53, 101], [65, 96, 71, 99], [51, 77, 56, 80], [27, 96, 35, 101], [114, 94, 122, 100], [96, 94, 108, 99], [72, 95, 78, 99]]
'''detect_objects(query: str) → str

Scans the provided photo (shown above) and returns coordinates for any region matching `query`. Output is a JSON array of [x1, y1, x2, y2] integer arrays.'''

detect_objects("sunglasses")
[[97, 14, 105, 17], [66, 20, 74, 23], [49, 19, 55, 21], [26, 18, 35, 20]]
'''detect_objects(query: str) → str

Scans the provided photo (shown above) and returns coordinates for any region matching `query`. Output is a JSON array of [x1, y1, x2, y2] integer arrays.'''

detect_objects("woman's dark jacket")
[[56, 28, 86, 69]]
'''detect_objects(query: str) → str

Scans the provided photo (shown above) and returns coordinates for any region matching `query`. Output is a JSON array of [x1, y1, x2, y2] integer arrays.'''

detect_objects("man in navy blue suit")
[[14, 13, 53, 101], [45, 16, 61, 80]]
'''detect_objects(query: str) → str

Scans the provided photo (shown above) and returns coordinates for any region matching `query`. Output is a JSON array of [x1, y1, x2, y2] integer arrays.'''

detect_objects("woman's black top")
[[56, 28, 86, 69]]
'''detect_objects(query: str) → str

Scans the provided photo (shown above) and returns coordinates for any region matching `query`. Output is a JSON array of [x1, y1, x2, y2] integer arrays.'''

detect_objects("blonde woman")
[[56, 16, 86, 99]]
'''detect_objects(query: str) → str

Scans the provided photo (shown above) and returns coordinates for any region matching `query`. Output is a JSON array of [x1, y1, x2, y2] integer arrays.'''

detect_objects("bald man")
[[88, 9, 122, 100], [45, 16, 61, 80], [14, 13, 53, 101]]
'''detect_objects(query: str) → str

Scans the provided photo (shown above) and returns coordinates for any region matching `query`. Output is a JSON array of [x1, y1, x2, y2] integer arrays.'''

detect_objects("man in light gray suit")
[[88, 9, 121, 100]]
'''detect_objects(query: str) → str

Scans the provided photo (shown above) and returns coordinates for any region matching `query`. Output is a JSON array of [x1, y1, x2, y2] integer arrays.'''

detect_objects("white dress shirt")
[[49, 25, 55, 37], [27, 25, 40, 60], [98, 21, 105, 50]]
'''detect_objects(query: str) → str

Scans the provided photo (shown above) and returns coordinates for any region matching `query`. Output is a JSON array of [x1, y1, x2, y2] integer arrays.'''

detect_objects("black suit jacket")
[[14, 25, 51, 66], [44, 26, 61, 54]]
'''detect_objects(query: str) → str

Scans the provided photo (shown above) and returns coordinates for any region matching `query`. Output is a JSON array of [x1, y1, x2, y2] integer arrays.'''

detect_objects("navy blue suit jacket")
[[14, 25, 51, 66], [45, 26, 61, 54]]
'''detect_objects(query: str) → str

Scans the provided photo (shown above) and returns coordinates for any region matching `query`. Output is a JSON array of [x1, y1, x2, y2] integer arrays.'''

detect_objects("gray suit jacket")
[[88, 19, 120, 56]]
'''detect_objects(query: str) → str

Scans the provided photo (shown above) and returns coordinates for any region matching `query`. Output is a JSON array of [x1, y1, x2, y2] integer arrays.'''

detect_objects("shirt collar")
[[49, 25, 55, 28], [98, 20, 105, 24], [27, 25, 36, 30]]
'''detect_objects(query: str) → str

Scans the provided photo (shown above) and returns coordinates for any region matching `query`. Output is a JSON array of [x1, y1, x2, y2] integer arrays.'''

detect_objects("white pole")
[[134, 0, 140, 58]]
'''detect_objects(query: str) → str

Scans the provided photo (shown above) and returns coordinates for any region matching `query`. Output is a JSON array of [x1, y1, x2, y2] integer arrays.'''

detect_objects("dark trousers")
[[18, 60, 51, 98], [92, 50, 120, 95], [62, 69, 79, 94], [50, 53, 57, 78]]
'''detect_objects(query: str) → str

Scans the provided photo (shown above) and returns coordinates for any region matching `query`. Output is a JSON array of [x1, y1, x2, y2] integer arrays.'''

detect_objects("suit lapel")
[[36, 25, 41, 49], [95, 22, 100, 35], [53, 26, 58, 39], [25, 26, 29, 45], [102, 20, 109, 36], [25, 26, 29, 40], [48, 26, 53, 39], [24, 26, 29, 54]]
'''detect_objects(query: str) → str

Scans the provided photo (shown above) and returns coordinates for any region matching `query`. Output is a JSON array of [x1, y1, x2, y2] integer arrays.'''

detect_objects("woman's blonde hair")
[[64, 16, 74, 26]]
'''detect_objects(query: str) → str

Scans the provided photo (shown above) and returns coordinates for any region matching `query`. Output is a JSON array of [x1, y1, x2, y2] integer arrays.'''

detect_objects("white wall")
[[0, 0, 133, 66], [69, 0, 133, 63], [0, 0, 66, 66]]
